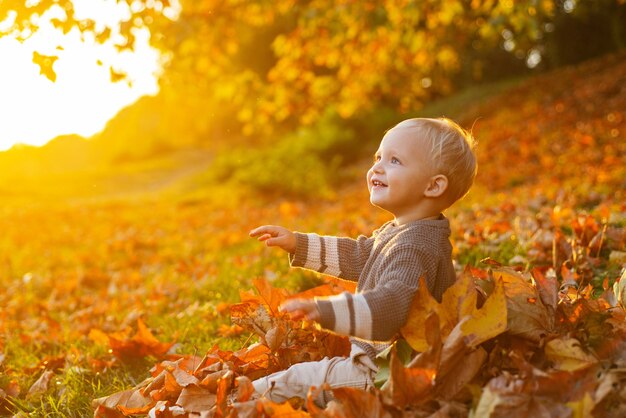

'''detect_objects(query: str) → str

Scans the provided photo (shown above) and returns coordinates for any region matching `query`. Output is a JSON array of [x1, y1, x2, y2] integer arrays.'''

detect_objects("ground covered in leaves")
[[1, 52, 626, 417]]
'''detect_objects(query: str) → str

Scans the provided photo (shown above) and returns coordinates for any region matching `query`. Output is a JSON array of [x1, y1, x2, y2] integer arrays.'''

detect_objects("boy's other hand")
[[249, 225, 296, 254], [279, 299, 320, 322]]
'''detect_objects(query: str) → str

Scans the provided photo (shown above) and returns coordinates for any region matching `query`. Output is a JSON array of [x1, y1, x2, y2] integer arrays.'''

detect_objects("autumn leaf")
[[492, 268, 552, 342], [252, 277, 289, 315], [385, 345, 435, 408], [544, 337, 597, 372], [176, 384, 216, 413], [108, 319, 175, 361], [461, 276, 507, 348], [92, 388, 154, 416], [32, 51, 58, 82], [435, 318, 488, 400], [330, 386, 391, 418], [26, 370, 54, 399], [401, 277, 443, 352]]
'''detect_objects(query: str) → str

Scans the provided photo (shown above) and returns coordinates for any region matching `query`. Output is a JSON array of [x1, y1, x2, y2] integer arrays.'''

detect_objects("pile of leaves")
[[92, 204, 626, 416], [93, 262, 626, 417]]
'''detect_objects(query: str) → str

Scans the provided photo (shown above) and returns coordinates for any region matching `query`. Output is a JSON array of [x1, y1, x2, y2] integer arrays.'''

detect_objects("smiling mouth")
[[371, 180, 387, 187]]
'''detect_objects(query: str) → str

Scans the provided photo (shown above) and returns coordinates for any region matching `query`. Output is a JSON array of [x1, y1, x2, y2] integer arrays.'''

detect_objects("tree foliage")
[[4, 0, 625, 138]]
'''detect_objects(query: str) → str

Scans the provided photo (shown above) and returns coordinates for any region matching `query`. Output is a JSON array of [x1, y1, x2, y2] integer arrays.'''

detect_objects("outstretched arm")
[[250, 225, 376, 280], [249, 225, 296, 254]]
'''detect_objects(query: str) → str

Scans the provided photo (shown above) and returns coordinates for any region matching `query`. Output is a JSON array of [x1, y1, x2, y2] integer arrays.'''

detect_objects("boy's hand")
[[249, 225, 296, 254], [279, 299, 320, 322]]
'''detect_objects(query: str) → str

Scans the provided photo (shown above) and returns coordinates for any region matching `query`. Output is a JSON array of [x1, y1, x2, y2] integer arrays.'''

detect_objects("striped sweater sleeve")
[[289, 232, 374, 281], [314, 244, 437, 341]]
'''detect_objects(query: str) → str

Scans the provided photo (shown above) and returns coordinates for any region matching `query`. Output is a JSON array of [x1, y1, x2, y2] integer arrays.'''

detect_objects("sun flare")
[[0, 1, 161, 152]]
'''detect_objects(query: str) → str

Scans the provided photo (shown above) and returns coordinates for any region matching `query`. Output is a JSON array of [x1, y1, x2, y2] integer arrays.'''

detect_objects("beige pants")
[[252, 344, 378, 407]]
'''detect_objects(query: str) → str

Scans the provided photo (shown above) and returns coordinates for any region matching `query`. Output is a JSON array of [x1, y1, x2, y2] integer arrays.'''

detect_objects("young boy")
[[249, 117, 477, 407]]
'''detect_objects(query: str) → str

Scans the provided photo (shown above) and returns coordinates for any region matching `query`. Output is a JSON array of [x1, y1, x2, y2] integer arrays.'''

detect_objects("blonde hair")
[[393, 117, 477, 203]]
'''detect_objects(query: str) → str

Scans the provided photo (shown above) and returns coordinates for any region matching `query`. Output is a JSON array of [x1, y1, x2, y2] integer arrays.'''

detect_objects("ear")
[[424, 174, 448, 197]]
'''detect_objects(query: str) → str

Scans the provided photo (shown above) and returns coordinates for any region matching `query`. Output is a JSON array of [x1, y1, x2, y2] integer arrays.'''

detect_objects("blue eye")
[[391, 157, 400, 164]]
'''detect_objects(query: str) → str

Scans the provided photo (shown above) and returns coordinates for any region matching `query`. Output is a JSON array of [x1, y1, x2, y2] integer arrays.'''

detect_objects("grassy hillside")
[[0, 52, 625, 416]]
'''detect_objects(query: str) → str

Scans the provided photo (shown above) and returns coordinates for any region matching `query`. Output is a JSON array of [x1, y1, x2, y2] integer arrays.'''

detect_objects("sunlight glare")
[[0, 1, 163, 152]]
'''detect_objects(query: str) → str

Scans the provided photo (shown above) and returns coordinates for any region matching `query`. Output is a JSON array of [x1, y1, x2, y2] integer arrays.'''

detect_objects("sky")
[[0, 1, 164, 152]]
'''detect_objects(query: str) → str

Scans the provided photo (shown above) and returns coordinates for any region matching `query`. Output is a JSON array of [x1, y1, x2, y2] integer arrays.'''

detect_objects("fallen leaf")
[[544, 337, 597, 372], [493, 268, 551, 342], [92, 388, 154, 415], [385, 345, 435, 408], [461, 276, 507, 348], [27, 370, 54, 399], [235, 376, 255, 402], [108, 319, 174, 361], [401, 277, 443, 352], [176, 384, 216, 413]]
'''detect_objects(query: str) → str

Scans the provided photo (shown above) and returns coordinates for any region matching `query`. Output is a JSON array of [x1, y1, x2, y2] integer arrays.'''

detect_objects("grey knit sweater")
[[289, 215, 456, 361]]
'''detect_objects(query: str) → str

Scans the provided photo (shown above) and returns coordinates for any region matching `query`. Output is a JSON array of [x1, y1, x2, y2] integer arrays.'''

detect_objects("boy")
[[249, 117, 477, 406]]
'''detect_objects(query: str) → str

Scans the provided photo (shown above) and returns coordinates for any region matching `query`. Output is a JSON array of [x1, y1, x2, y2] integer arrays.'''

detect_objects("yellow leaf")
[[440, 273, 477, 334], [545, 337, 597, 371], [567, 392, 595, 418], [461, 277, 507, 348], [401, 277, 441, 352]]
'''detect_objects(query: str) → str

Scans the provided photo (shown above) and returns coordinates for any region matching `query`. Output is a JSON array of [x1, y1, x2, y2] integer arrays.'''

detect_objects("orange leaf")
[[253, 277, 289, 314], [386, 346, 435, 408], [108, 319, 174, 361], [235, 376, 255, 402]]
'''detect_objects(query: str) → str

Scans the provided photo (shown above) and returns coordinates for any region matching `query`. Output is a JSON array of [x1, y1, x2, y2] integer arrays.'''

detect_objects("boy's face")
[[366, 126, 437, 219]]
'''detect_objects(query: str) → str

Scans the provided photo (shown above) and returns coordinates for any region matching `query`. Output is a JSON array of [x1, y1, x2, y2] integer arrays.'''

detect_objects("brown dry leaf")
[[200, 369, 230, 393], [473, 375, 572, 418], [530, 268, 558, 318], [493, 268, 552, 342], [265, 324, 287, 352], [170, 363, 200, 387], [544, 337, 597, 372], [92, 388, 154, 415], [435, 318, 488, 400], [461, 276, 507, 348], [176, 384, 216, 413], [331, 386, 391, 418], [26, 370, 54, 399]]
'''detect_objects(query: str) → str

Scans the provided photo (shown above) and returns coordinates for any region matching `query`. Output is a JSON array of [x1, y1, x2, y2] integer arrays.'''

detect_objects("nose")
[[371, 161, 384, 174]]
